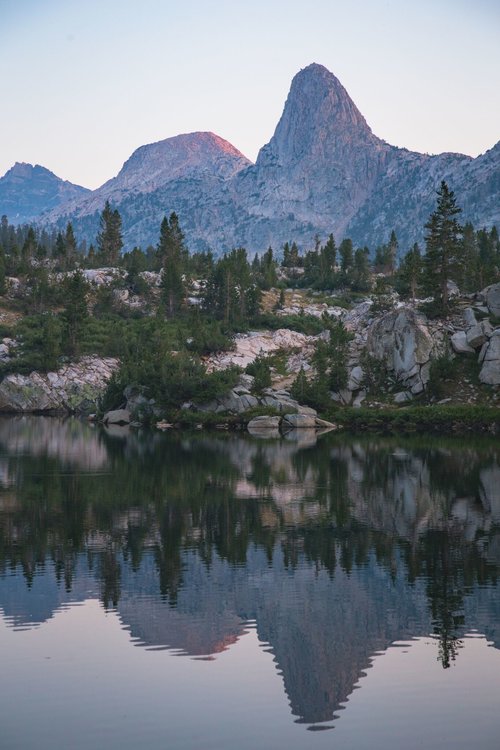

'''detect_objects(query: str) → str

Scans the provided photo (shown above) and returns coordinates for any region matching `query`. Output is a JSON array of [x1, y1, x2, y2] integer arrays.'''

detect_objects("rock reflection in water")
[[0, 417, 499, 726]]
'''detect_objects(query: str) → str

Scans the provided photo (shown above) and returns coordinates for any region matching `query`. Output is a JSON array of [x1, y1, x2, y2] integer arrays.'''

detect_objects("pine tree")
[[97, 201, 123, 266], [423, 181, 463, 313], [64, 222, 77, 269], [289, 242, 300, 267], [397, 243, 422, 300], [259, 247, 278, 289], [477, 227, 500, 287], [21, 227, 37, 271], [203, 248, 260, 328], [158, 213, 186, 317], [62, 270, 89, 356], [460, 223, 479, 292], [387, 230, 398, 275], [282, 242, 291, 267], [320, 233, 337, 286], [351, 248, 371, 292], [339, 238, 354, 276]]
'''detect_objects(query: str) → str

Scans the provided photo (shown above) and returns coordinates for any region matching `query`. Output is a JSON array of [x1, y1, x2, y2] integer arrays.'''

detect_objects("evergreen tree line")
[[1, 184, 498, 312]]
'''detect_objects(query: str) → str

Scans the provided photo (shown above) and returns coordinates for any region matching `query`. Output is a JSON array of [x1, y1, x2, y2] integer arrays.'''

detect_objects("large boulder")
[[366, 307, 443, 391], [282, 413, 317, 429], [479, 330, 500, 385], [247, 416, 281, 436], [463, 307, 477, 329], [482, 283, 500, 317], [104, 408, 131, 425], [451, 331, 475, 355], [466, 321, 493, 349], [347, 365, 364, 391]]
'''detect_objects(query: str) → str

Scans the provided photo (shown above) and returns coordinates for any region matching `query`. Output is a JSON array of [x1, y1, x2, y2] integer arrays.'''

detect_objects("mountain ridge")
[[1, 63, 499, 253]]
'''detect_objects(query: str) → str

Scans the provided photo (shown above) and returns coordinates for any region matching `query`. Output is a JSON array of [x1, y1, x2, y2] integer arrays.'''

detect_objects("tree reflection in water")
[[0, 416, 499, 722]]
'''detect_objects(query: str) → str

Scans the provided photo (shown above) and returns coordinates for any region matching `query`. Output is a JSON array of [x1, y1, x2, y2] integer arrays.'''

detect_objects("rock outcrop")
[[0, 357, 119, 413], [366, 307, 446, 394], [206, 329, 316, 373]]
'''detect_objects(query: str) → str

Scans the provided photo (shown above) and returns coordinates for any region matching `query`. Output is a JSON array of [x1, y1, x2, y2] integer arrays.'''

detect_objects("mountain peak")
[[256, 63, 379, 171], [5, 162, 44, 179], [107, 130, 252, 194], [0, 162, 89, 224]]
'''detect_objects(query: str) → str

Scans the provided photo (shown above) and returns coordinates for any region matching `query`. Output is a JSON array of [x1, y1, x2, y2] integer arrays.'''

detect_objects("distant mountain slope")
[[0, 162, 90, 224], [44, 132, 252, 250], [5, 64, 500, 253]]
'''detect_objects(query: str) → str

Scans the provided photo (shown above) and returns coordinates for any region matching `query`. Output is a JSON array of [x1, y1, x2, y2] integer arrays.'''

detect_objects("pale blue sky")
[[1, 0, 499, 189]]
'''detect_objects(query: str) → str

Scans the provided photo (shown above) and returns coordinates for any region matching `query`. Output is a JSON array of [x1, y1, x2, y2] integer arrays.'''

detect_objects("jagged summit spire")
[[256, 63, 378, 169]]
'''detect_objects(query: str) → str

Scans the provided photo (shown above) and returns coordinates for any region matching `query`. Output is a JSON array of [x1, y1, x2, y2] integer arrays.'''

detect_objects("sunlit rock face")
[[34, 63, 500, 254]]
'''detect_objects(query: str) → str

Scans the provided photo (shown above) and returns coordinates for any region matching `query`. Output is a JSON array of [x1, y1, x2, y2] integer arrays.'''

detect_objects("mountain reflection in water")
[[0, 416, 499, 731]]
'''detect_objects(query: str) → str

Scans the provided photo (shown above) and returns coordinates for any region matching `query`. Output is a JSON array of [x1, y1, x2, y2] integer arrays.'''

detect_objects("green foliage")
[[395, 243, 422, 300], [427, 354, 456, 400], [351, 247, 371, 292], [122, 247, 150, 295], [374, 230, 398, 275], [185, 315, 233, 355], [282, 241, 301, 268], [24, 265, 62, 314], [2, 313, 63, 374], [62, 270, 89, 356], [246, 355, 272, 394], [423, 181, 463, 313], [290, 367, 309, 403], [158, 213, 186, 317], [254, 247, 278, 290], [339, 238, 353, 275], [255, 311, 324, 335], [203, 248, 261, 329], [325, 318, 354, 392], [273, 288, 286, 311], [98, 315, 240, 412], [290, 365, 330, 411], [360, 352, 389, 395], [96, 200, 123, 266]]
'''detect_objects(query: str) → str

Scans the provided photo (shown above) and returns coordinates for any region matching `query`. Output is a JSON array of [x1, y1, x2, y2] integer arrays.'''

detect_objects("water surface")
[[0, 417, 499, 749]]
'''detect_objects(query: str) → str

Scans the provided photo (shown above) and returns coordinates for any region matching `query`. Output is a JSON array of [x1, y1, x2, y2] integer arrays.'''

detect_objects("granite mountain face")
[[2, 63, 499, 253], [0, 162, 89, 225]]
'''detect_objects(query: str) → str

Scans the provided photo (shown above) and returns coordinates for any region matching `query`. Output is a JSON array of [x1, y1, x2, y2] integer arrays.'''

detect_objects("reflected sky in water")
[[0, 417, 499, 748]]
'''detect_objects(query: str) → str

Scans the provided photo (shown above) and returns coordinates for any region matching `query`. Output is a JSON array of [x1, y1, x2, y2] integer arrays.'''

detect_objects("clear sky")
[[1, 0, 499, 189]]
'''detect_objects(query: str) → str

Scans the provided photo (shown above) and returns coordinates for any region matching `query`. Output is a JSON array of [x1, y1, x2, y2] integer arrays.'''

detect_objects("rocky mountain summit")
[[3, 64, 499, 254], [0, 162, 89, 224]]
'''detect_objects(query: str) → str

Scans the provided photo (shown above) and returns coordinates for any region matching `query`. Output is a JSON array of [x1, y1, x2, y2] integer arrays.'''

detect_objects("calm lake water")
[[1, 417, 500, 749]]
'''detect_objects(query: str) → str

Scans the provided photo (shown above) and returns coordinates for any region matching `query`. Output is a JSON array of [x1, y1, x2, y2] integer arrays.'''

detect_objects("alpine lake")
[[1, 416, 499, 750]]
